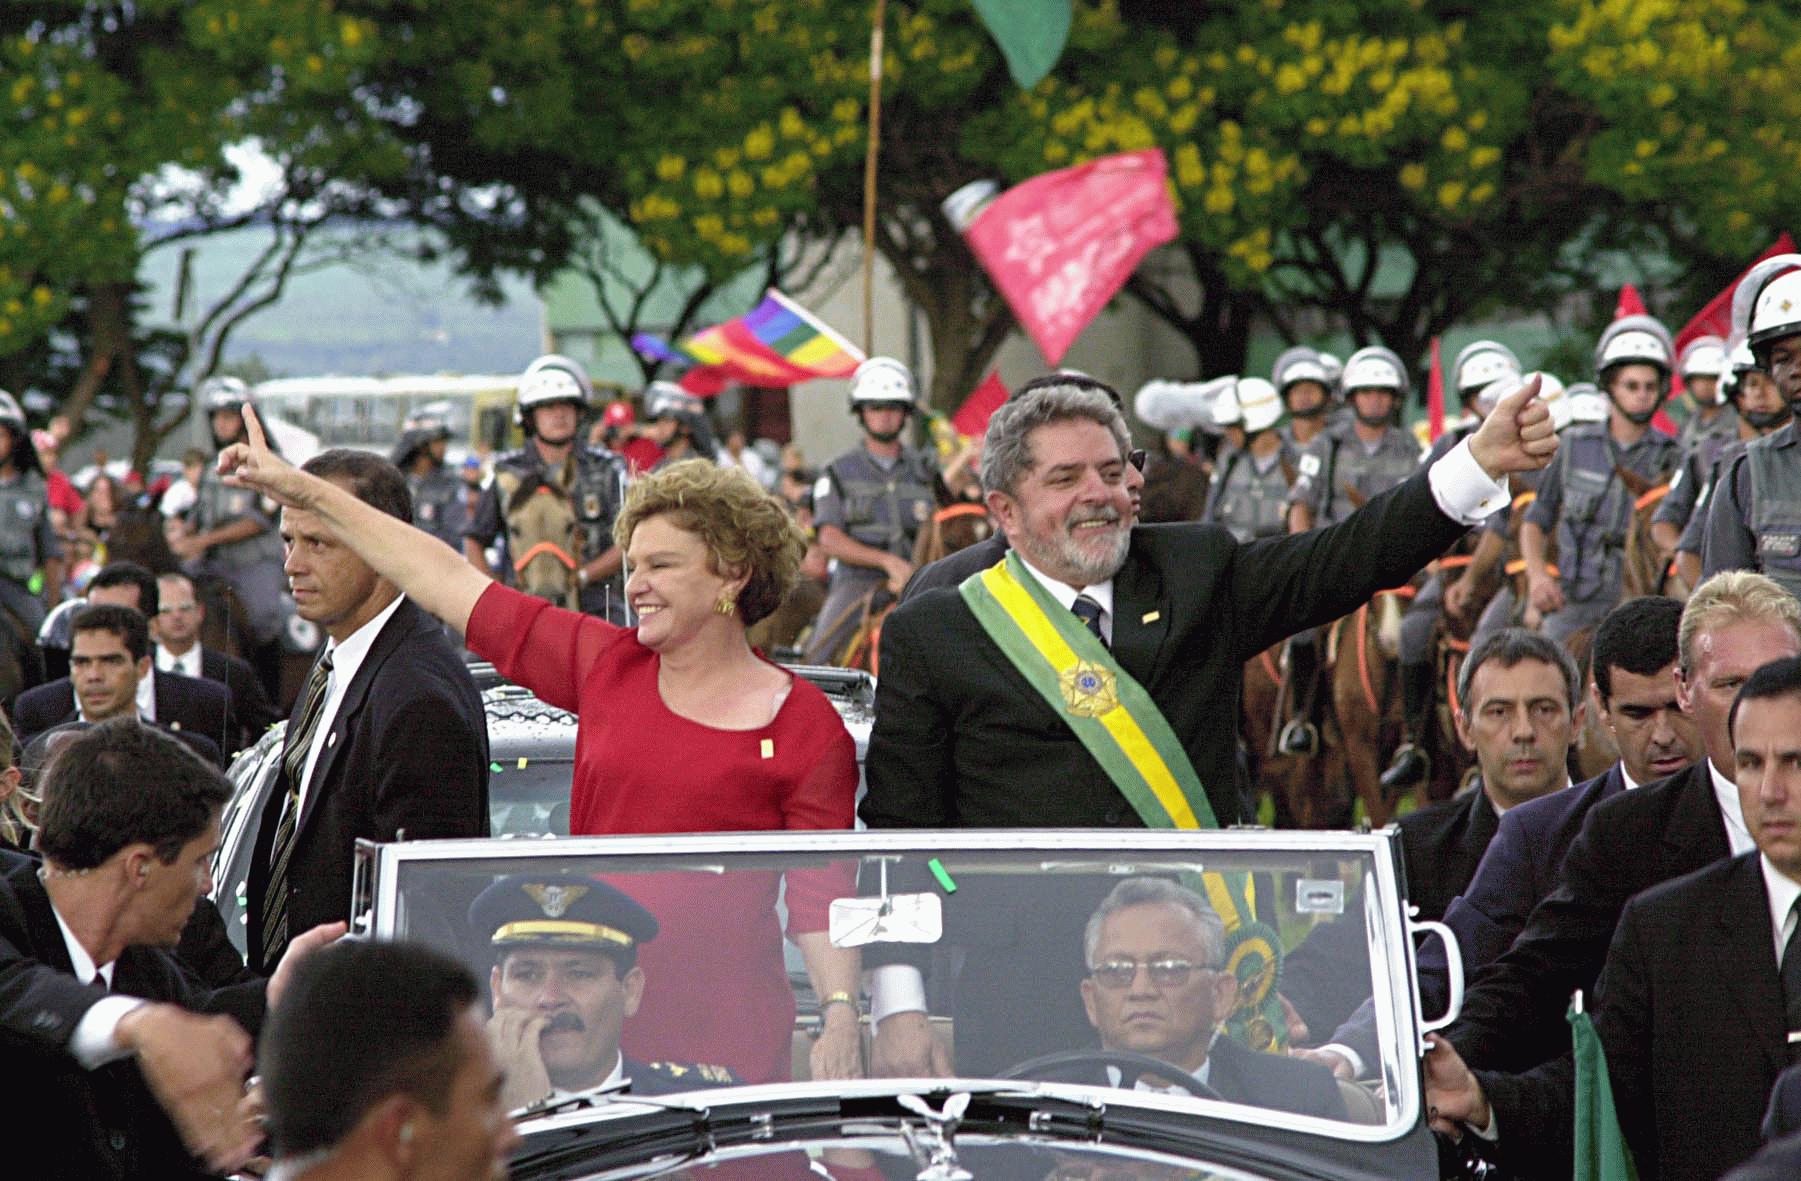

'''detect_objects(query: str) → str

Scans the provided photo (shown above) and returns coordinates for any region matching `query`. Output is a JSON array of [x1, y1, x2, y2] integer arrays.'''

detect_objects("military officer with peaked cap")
[[470, 873, 736, 1108]]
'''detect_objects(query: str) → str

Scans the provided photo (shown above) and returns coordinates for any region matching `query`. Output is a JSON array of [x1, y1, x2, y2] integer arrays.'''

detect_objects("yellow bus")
[[249, 374, 527, 457]]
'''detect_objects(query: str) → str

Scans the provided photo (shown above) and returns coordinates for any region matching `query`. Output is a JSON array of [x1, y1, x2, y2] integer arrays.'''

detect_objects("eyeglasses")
[[1088, 957, 1208, 989], [157, 604, 198, 616], [1128, 449, 1147, 472]]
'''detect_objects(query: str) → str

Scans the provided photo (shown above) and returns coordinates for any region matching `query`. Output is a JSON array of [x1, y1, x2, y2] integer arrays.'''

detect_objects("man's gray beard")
[[1016, 521, 1130, 586]]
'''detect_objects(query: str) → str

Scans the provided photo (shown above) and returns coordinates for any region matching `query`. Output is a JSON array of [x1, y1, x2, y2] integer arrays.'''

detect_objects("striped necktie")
[[259, 650, 334, 968], [1783, 897, 1801, 1065], [1072, 594, 1107, 646]]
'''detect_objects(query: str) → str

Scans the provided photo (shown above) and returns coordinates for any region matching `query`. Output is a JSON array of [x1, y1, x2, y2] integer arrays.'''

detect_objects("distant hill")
[[137, 223, 544, 378]]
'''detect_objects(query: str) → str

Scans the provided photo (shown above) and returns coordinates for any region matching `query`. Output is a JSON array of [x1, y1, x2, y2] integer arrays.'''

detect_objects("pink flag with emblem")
[[953, 149, 1178, 365]]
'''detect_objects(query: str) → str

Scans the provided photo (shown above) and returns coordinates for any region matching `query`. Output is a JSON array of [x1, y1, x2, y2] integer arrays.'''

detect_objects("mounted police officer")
[[1678, 343, 1789, 587], [1655, 339, 1777, 571], [0, 389, 60, 680], [1521, 315, 1680, 642], [1675, 334, 1736, 452], [175, 376, 289, 690], [1702, 254, 1801, 597], [1273, 346, 1335, 456], [1277, 347, 1421, 755], [1383, 340, 1522, 790], [1202, 377, 1294, 543], [463, 354, 629, 622], [802, 357, 940, 665], [389, 406, 467, 550], [642, 381, 719, 468]]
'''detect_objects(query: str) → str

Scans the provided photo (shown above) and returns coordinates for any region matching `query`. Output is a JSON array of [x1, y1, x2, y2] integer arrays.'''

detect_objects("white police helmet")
[[643, 381, 703, 421], [1237, 377, 1283, 434], [1678, 334, 1728, 380], [848, 357, 916, 410], [1451, 341, 1522, 401], [197, 375, 252, 414], [1594, 314, 1674, 379], [1341, 346, 1410, 397], [1271, 347, 1332, 398]]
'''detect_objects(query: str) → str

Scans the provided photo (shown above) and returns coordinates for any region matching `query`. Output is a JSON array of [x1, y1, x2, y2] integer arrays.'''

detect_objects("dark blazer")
[[1448, 760, 1732, 1074], [193, 645, 278, 752], [900, 534, 1008, 601], [1093, 1035, 1348, 1121], [245, 598, 488, 973], [0, 853, 264, 1180], [14, 668, 232, 761], [1486, 854, 1787, 1181], [1725, 1133, 1801, 1181], [865, 468, 1473, 830], [1397, 787, 1501, 924]]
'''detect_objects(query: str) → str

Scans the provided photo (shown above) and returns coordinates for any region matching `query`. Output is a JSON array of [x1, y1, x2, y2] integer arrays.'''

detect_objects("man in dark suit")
[[1428, 654, 1801, 1181], [153, 570, 277, 751], [1439, 571, 1800, 1083], [12, 603, 224, 765], [1078, 876, 1345, 1120], [246, 449, 488, 975], [1291, 628, 1584, 1068], [1, 718, 338, 1179], [865, 374, 1558, 1073]]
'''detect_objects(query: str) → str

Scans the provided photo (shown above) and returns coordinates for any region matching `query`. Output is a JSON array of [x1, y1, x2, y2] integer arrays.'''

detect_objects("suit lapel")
[[294, 601, 410, 837], [1665, 763, 1732, 864], [14, 866, 77, 975], [1109, 543, 1170, 687], [1711, 855, 1786, 1073]]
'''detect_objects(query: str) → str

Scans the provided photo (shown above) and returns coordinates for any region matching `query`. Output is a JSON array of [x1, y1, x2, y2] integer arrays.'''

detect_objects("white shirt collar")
[[295, 595, 406, 811], [1759, 855, 1801, 965], [155, 643, 204, 679], [1012, 553, 1116, 643], [1104, 1035, 1215, 1093], [548, 1053, 626, 1101], [1619, 762, 1641, 792], [47, 889, 113, 987], [1708, 758, 1758, 857]]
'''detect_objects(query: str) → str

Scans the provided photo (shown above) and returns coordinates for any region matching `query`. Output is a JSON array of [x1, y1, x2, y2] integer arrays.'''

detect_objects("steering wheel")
[[995, 1049, 1226, 1101]]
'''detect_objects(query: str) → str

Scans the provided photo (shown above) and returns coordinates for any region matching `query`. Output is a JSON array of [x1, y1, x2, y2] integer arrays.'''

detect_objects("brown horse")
[[834, 504, 997, 673], [498, 469, 584, 609], [1241, 642, 1347, 828], [1327, 588, 1413, 826], [1617, 471, 1686, 601]]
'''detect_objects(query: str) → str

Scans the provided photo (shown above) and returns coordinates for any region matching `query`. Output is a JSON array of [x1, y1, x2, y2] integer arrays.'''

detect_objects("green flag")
[[970, 0, 1071, 89], [1569, 1000, 1639, 1181]]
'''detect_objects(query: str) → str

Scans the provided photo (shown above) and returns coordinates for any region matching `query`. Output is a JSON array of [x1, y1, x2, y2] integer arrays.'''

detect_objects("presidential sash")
[[959, 553, 1288, 1050]]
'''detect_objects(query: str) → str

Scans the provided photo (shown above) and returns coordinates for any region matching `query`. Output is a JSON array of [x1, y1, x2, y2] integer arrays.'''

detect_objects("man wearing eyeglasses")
[[151, 571, 275, 753], [1079, 877, 1346, 1119]]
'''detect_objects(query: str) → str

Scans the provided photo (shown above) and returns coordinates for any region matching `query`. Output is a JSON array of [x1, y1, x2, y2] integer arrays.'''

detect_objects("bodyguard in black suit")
[[153, 570, 279, 751], [245, 450, 488, 975], [12, 604, 228, 765]]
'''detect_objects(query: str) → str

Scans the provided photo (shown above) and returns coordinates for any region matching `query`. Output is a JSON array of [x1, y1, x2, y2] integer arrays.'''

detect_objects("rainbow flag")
[[741, 290, 864, 378]]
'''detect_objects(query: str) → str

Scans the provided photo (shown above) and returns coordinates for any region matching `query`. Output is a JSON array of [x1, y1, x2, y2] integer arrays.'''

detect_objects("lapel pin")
[[760, 739, 775, 759], [327, 732, 338, 748], [1141, 611, 1161, 624]]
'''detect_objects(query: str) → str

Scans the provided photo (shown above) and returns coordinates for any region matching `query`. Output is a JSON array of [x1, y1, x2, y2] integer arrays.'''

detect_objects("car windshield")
[[356, 830, 1423, 1142]]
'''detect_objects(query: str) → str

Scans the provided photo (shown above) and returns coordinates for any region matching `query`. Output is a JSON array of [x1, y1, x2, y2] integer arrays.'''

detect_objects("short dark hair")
[[71, 603, 150, 663], [300, 449, 413, 524], [89, 561, 159, 616], [260, 941, 479, 1157], [1591, 596, 1684, 701], [1456, 627, 1582, 720], [1729, 656, 1801, 746], [34, 717, 230, 869]]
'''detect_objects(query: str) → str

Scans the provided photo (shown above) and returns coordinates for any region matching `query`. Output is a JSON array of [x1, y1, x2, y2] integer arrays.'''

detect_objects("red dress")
[[466, 583, 858, 1083]]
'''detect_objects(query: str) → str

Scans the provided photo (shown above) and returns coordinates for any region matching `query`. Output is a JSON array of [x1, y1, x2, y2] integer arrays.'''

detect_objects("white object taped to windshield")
[[829, 893, 943, 948]]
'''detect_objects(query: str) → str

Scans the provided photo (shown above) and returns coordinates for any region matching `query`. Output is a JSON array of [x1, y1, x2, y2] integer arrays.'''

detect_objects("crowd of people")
[[12, 256, 1801, 1180]]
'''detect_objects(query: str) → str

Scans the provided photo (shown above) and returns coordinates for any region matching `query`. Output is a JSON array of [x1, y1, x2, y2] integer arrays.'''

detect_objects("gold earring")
[[714, 594, 737, 616]]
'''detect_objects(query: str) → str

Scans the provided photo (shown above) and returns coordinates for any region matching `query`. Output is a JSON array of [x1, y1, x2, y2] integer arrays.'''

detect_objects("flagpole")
[[862, 0, 887, 355]]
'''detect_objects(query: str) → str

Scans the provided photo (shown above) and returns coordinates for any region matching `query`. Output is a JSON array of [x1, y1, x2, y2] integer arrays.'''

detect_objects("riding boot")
[[1277, 635, 1320, 756], [1379, 659, 1434, 790]]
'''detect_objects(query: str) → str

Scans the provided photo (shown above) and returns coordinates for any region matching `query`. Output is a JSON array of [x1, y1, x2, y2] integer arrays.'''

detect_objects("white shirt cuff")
[[868, 964, 928, 1024], [1316, 1043, 1366, 1080], [70, 996, 146, 1069], [1470, 1107, 1499, 1140], [1428, 438, 1510, 525]]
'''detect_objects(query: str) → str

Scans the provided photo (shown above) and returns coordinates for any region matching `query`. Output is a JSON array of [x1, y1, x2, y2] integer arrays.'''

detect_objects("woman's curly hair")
[[613, 460, 806, 626]]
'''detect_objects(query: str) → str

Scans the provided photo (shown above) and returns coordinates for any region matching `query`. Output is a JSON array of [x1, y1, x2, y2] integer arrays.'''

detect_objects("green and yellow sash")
[[960, 553, 1287, 1050]]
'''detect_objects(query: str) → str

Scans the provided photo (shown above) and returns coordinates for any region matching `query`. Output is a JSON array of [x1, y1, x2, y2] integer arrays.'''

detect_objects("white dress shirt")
[[294, 595, 404, 816], [1760, 856, 1801, 967], [1708, 759, 1758, 857], [1013, 554, 1115, 644], [48, 887, 144, 1069], [156, 642, 205, 680]]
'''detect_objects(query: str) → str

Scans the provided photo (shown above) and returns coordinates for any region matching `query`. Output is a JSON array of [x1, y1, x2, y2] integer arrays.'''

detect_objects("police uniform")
[[1679, 437, 1749, 559], [1466, 466, 1547, 648], [0, 468, 57, 635], [468, 873, 737, 1100], [1524, 422, 1679, 641], [189, 467, 289, 646], [1654, 423, 1738, 539], [1676, 402, 1739, 455], [1202, 441, 1299, 543], [406, 466, 469, 550], [465, 443, 628, 622], [1702, 422, 1801, 597], [803, 444, 938, 664], [1286, 421, 1420, 526]]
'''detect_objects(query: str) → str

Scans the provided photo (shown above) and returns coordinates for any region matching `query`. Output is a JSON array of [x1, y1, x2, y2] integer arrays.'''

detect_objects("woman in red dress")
[[220, 412, 863, 1084]]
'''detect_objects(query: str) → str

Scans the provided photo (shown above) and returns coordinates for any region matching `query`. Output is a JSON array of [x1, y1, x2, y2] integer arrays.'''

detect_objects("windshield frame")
[[356, 828, 1422, 1146]]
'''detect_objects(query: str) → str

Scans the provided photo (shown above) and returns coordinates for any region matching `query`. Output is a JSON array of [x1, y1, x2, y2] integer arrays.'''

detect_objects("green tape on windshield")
[[927, 858, 958, 894]]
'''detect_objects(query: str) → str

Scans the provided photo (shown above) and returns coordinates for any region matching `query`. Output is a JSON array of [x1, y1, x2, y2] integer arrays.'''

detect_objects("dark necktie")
[[1071, 594, 1106, 646], [1783, 897, 1801, 1065], [259, 650, 334, 967]]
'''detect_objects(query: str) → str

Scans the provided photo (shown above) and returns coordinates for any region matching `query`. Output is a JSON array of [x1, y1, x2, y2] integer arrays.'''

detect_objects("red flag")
[[1613, 284, 1646, 319], [1668, 233, 1798, 400], [958, 149, 1178, 365], [951, 371, 1009, 437], [1426, 336, 1445, 441]]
